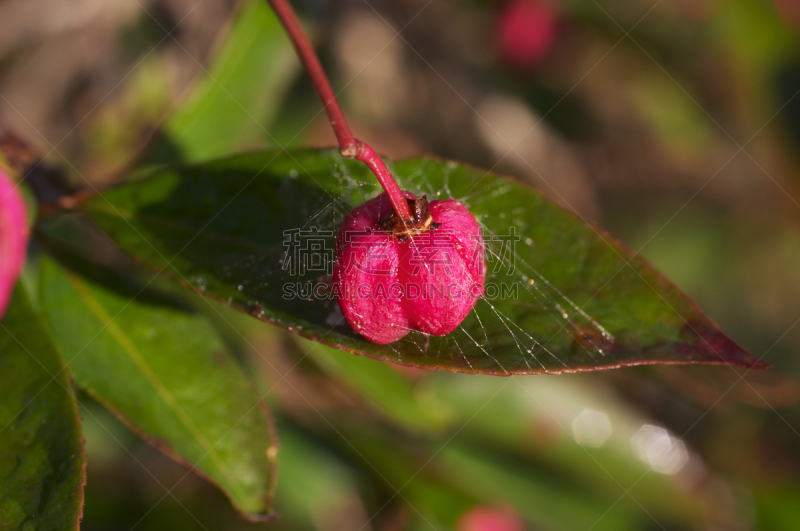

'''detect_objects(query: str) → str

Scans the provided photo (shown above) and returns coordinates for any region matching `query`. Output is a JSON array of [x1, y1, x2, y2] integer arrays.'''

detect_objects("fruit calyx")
[[380, 195, 442, 242]]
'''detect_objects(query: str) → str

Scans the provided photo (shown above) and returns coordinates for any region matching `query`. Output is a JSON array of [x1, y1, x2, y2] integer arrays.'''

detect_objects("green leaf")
[[82, 148, 764, 375], [431, 372, 706, 523], [271, 422, 368, 530], [435, 443, 643, 531], [39, 257, 278, 520], [145, 0, 300, 165], [0, 285, 85, 530], [296, 337, 454, 433], [320, 420, 643, 531]]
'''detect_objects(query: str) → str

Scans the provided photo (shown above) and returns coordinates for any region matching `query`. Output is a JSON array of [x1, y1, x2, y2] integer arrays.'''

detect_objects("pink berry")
[[457, 506, 524, 531], [0, 168, 28, 320], [333, 192, 485, 344], [775, 0, 800, 30], [498, 0, 559, 70]]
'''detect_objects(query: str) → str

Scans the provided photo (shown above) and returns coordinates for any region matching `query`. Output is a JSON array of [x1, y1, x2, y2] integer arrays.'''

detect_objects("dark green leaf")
[[0, 285, 85, 530], [39, 258, 277, 520], [82, 149, 764, 374]]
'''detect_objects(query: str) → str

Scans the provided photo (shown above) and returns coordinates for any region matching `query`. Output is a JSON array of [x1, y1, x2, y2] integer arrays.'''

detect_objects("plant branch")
[[265, 0, 413, 221]]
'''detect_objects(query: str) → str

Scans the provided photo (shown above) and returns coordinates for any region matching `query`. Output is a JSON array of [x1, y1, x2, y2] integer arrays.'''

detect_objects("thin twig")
[[265, 0, 413, 221]]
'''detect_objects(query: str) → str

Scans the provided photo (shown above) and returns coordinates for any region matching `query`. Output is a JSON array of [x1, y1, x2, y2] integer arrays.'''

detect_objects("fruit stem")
[[265, 0, 413, 221]]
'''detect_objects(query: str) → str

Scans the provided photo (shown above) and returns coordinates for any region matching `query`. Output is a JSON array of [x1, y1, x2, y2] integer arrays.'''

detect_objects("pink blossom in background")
[[457, 506, 525, 531], [0, 168, 28, 319], [498, 0, 559, 70], [775, 0, 800, 31]]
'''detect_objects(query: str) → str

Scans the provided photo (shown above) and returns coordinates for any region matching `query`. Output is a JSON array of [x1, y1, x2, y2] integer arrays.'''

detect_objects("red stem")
[[265, 0, 413, 221]]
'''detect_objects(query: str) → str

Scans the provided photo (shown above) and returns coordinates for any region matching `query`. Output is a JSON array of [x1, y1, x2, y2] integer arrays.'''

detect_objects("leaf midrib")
[[65, 272, 238, 493]]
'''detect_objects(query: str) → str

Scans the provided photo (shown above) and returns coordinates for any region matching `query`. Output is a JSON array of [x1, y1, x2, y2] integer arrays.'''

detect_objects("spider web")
[[203, 152, 617, 375]]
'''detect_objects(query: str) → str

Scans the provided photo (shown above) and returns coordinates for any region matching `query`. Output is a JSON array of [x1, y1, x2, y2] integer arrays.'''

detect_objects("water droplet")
[[267, 446, 278, 460], [245, 301, 265, 319]]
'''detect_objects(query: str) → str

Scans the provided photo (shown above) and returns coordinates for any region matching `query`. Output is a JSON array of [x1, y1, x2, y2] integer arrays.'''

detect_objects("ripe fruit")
[[333, 191, 486, 344], [498, 0, 559, 70], [266, 0, 486, 344], [457, 506, 525, 531], [0, 168, 28, 319]]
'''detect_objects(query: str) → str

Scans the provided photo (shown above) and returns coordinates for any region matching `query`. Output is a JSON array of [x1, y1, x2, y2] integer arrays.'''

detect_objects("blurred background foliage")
[[2, 0, 800, 528]]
